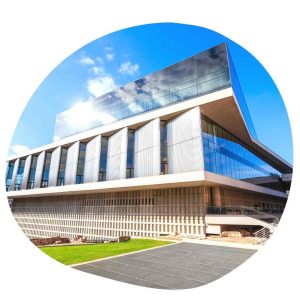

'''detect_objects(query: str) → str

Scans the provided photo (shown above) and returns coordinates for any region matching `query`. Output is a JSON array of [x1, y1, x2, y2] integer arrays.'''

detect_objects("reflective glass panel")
[[5, 161, 15, 191], [54, 43, 231, 140], [76, 143, 86, 184], [57, 148, 68, 186], [201, 115, 283, 190], [41, 152, 52, 188], [27, 155, 38, 189], [15, 158, 26, 190]]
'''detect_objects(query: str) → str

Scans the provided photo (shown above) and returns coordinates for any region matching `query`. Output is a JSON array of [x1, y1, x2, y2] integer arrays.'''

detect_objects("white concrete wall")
[[48, 146, 61, 187], [167, 106, 204, 173], [21, 155, 32, 190], [134, 118, 160, 177], [64, 141, 80, 185], [84, 135, 101, 183], [106, 128, 128, 180], [34, 151, 46, 188]]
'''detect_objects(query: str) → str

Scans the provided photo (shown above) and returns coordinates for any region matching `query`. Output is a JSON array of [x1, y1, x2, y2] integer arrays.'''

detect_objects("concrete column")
[[134, 118, 160, 177], [167, 106, 203, 174], [106, 128, 128, 181], [48, 146, 61, 187], [34, 151, 46, 188], [64, 141, 80, 185], [84, 135, 101, 183], [211, 187, 222, 207]]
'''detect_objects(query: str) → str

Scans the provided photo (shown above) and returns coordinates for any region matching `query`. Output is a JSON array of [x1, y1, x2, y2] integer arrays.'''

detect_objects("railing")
[[206, 205, 282, 219], [254, 221, 277, 244]]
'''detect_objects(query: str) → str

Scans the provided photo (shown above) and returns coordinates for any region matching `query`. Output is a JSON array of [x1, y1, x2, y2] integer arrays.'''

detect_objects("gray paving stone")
[[73, 242, 256, 289]]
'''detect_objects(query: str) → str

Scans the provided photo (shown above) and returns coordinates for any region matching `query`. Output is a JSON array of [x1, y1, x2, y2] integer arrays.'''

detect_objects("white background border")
[[0, 1, 299, 299]]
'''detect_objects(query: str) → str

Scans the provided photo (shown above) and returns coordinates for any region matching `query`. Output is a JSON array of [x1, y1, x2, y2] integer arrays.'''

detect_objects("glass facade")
[[54, 43, 231, 140], [126, 130, 135, 179], [41, 152, 52, 187], [76, 143, 86, 184], [57, 148, 68, 186], [201, 115, 281, 183], [227, 51, 257, 139], [5, 161, 15, 191], [99, 137, 108, 181], [160, 121, 168, 174], [27, 155, 38, 189], [15, 158, 26, 190]]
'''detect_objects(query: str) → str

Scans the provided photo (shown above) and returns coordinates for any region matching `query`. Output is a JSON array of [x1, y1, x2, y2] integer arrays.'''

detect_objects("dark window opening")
[[41, 152, 52, 188], [99, 136, 108, 181], [27, 155, 38, 189], [15, 158, 26, 190], [160, 121, 168, 175], [5, 161, 15, 191], [126, 129, 135, 179], [57, 147, 68, 186], [76, 142, 86, 184]]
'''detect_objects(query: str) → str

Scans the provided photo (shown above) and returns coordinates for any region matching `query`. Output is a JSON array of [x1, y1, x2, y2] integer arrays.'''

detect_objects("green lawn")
[[40, 239, 172, 265]]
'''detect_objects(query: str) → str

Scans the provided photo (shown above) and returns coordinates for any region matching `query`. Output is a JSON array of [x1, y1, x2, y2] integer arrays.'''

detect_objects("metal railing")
[[254, 221, 277, 244]]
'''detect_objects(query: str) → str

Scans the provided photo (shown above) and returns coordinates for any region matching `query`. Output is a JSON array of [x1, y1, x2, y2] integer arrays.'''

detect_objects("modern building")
[[5, 43, 292, 241]]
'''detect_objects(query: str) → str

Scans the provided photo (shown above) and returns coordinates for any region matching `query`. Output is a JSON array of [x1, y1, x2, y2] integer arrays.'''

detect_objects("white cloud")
[[118, 61, 140, 75], [79, 56, 95, 65], [11, 144, 29, 155], [104, 47, 115, 62], [105, 52, 115, 61], [87, 75, 117, 98], [91, 66, 105, 75]]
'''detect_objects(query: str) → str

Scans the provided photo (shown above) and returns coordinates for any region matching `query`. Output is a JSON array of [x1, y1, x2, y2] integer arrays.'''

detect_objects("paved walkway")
[[73, 242, 256, 289]]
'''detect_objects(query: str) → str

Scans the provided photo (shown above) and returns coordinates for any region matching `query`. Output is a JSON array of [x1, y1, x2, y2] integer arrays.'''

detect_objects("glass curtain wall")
[[99, 137, 108, 181], [41, 152, 52, 187], [14, 158, 26, 190], [27, 155, 38, 189], [126, 130, 135, 178], [160, 121, 168, 174], [201, 115, 281, 182], [76, 143, 86, 184], [57, 148, 68, 186], [54, 43, 231, 140], [5, 161, 15, 191]]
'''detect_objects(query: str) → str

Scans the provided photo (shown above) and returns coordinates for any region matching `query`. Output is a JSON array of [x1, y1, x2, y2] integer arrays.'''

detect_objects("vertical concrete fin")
[[134, 118, 160, 177], [84, 135, 101, 183], [48, 146, 61, 187], [34, 151, 46, 188], [106, 128, 128, 180], [64, 141, 80, 185], [167, 106, 203, 174]]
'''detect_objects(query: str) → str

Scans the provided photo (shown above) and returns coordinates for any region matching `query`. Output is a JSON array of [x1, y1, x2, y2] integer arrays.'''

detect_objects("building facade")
[[5, 43, 292, 241]]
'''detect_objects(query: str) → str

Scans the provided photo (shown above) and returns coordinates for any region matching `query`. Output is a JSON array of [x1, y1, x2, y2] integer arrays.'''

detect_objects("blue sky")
[[10, 23, 293, 164]]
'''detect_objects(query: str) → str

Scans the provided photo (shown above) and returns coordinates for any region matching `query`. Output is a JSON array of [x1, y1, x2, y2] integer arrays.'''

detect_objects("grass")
[[40, 239, 172, 265]]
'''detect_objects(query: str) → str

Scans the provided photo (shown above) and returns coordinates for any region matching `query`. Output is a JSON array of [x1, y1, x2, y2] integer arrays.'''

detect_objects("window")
[[99, 137, 108, 181], [27, 155, 38, 189], [5, 161, 15, 191], [15, 158, 26, 190], [201, 115, 282, 190], [41, 152, 52, 187], [57, 148, 68, 186], [76, 143, 86, 184], [126, 129, 135, 179], [160, 121, 168, 174]]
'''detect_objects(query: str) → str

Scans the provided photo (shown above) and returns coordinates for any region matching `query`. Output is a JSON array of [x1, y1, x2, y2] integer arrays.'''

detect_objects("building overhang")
[[7, 87, 292, 175], [200, 92, 293, 174], [7, 171, 287, 200]]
